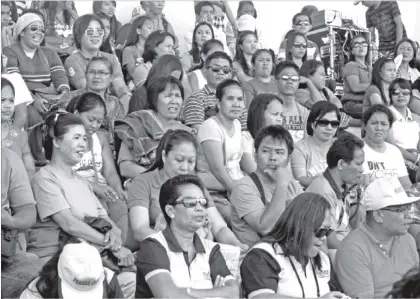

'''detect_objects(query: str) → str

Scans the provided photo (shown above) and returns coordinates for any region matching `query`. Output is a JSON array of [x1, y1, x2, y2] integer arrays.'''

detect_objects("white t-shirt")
[[362, 141, 408, 184], [387, 106, 420, 149], [197, 117, 243, 180]]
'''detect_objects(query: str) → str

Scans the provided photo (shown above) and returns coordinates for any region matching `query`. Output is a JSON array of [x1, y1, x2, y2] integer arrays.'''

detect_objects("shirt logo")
[[316, 269, 330, 278], [68, 67, 75, 77]]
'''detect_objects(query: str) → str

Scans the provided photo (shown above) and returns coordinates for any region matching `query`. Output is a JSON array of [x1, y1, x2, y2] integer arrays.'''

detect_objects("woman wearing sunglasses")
[[385, 79, 420, 183], [285, 32, 308, 69], [127, 129, 244, 248], [241, 192, 349, 299], [2, 13, 70, 127], [135, 174, 239, 298], [342, 35, 371, 120], [291, 101, 340, 188], [362, 104, 411, 190]]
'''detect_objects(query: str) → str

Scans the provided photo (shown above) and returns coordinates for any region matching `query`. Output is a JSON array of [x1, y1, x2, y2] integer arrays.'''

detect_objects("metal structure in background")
[[307, 11, 377, 97]]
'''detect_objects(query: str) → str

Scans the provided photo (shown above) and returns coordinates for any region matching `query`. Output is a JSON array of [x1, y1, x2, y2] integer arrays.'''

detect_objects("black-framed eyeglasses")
[[295, 21, 311, 26], [172, 196, 209, 208], [28, 24, 46, 34], [315, 228, 334, 239], [352, 42, 368, 48], [85, 28, 105, 37], [279, 75, 299, 82], [87, 70, 111, 76], [292, 43, 307, 49], [316, 119, 340, 129], [392, 90, 411, 97], [207, 66, 232, 74]]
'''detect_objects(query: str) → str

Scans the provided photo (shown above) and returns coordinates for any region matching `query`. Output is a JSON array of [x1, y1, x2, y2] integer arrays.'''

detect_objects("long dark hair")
[[147, 130, 197, 172], [66, 92, 107, 115], [370, 57, 395, 105], [143, 54, 183, 89], [264, 192, 332, 270], [190, 39, 224, 72], [350, 34, 370, 63], [42, 1, 74, 27], [125, 15, 153, 48], [142, 30, 175, 63], [92, 1, 119, 41], [395, 38, 418, 69], [389, 78, 412, 106], [189, 22, 215, 66], [247, 93, 283, 138], [234, 30, 257, 77], [251, 49, 275, 76], [306, 101, 340, 136], [286, 32, 308, 62], [73, 14, 105, 49]]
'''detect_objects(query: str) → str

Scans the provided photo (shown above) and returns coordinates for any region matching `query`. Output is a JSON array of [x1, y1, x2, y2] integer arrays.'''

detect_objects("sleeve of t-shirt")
[[335, 241, 374, 298], [136, 238, 171, 281], [31, 170, 71, 221], [132, 63, 149, 87], [291, 140, 309, 179], [365, 85, 381, 104], [242, 81, 255, 107], [391, 1, 402, 17], [122, 47, 134, 67], [117, 142, 134, 164], [2, 46, 20, 74], [240, 248, 281, 298], [110, 54, 124, 79], [197, 119, 223, 144], [45, 47, 70, 92], [208, 244, 233, 283], [241, 132, 253, 155], [127, 175, 151, 209], [183, 92, 205, 127], [342, 62, 359, 78], [391, 144, 409, 177], [64, 54, 86, 90], [230, 180, 265, 219]]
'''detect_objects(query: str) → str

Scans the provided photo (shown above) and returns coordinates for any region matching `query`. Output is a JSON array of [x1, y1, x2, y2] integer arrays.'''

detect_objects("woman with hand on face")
[[395, 38, 420, 83], [135, 174, 240, 299], [291, 102, 340, 188], [233, 30, 258, 85], [241, 192, 350, 299]]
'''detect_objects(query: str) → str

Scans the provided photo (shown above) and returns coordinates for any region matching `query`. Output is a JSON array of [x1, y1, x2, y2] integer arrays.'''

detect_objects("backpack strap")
[[249, 172, 267, 206]]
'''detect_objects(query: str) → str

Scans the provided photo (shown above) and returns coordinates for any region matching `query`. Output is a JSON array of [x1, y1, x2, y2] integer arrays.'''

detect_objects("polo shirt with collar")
[[342, 61, 372, 102], [335, 222, 419, 298], [388, 106, 420, 149], [181, 84, 248, 130], [135, 227, 233, 298], [64, 50, 123, 90]]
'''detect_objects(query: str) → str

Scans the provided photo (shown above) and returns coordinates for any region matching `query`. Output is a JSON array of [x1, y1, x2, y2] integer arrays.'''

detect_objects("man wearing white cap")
[[335, 177, 419, 298]]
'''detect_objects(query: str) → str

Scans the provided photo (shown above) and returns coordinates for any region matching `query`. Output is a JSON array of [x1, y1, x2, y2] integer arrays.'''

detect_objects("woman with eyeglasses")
[[135, 174, 240, 298], [116, 76, 193, 180], [181, 22, 215, 72], [3, 13, 70, 127], [385, 79, 420, 183], [363, 57, 397, 113], [285, 32, 308, 69], [362, 104, 412, 190], [27, 112, 135, 297], [394, 38, 420, 84], [241, 192, 349, 299], [127, 129, 244, 247], [242, 49, 278, 107], [291, 101, 340, 188], [65, 14, 131, 112], [1, 77, 35, 178], [233, 30, 258, 85], [187, 39, 224, 93], [342, 35, 371, 120]]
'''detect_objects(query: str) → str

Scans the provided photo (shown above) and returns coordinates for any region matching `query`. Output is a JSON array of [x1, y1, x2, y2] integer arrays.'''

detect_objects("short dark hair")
[[205, 50, 233, 68], [237, 1, 257, 18], [1, 77, 15, 96], [299, 59, 324, 78], [362, 104, 394, 127], [142, 30, 175, 63], [395, 38, 418, 69], [387, 267, 420, 298], [144, 54, 183, 89], [274, 60, 299, 79], [86, 56, 113, 74], [389, 78, 412, 104], [247, 93, 283, 139], [125, 15, 154, 48], [73, 14, 104, 49], [66, 91, 107, 115], [286, 32, 308, 62], [160, 174, 207, 224], [326, 134, 364, 168], [194, 1, 214, 15], [306, 101, 341, 136], [147, 76, 184, 111], [215, 79, 242, 101], [254, 125, 294, 155], [292, 12, 312, 25]]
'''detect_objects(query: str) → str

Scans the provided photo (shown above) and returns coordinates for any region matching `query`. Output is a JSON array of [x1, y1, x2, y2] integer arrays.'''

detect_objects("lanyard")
[[288, 257, 320, 298]]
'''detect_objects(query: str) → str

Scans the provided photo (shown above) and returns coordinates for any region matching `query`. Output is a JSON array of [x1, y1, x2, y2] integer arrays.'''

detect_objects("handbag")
[[1, 226, 18, 264]]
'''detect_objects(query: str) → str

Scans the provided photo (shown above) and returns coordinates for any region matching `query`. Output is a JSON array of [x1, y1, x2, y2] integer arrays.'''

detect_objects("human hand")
[[112, 246, 135, 267], [1, 208, 14, 228], [115, 188, 127, 202], [238, 243, 249, 253], [33, 97, 48, 113], [94, 184, 119, 202], [299, 76, 311, 84], [104, 229, 122, 250], [264, 160, 293, 187], [214, 275, 227, 288], [321, 291, 349, 299]]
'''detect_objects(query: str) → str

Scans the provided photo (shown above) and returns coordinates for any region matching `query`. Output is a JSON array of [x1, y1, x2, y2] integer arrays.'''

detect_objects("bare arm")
[[22, 152, 35, 179], [4, 205, 36, 231], [187, 71, 200, 93], [119, 161, 147, 179], [233, 61, 253, 85], [188, 279, 239, 298], [129, 206, 157, 242], [346, 75, 370, 94], [207, 206, 242, 246], [240, 153, 257, 175]]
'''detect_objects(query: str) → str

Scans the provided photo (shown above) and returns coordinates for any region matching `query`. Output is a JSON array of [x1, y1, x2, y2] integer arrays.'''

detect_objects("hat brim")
[[60, 277, 103, 299], [387, 196, 420, 208]]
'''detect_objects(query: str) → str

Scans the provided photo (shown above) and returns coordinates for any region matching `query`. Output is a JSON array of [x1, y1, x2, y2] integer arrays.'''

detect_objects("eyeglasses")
[[316, 119, 340, 129], [295, 21, 311, 26], [315, 228, 333, 239], [85, 29, 105, 37], [207, 66, 232, 74], [381, 205, 412, 214], [87, 70, 111, 76], [392, 90, 411, 96], [172, 196, 209, 208], [352, 42, 369, 48], [28, 25, 46, 34], [292, 43, 307, 49], [279, 75, 299, 82]]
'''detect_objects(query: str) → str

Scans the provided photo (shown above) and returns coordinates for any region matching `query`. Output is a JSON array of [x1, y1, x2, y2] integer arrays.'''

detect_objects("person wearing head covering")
[[335, 177, 419, 298]]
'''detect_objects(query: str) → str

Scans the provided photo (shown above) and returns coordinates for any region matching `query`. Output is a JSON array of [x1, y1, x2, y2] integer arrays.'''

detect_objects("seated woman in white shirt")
[[362, 104, 412, 189], [241, 192, 348, 299], [386, 78, 420, 183]]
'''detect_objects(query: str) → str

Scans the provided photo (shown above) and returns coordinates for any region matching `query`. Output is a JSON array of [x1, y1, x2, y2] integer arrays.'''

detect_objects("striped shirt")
[[3, 43, 69, 92]]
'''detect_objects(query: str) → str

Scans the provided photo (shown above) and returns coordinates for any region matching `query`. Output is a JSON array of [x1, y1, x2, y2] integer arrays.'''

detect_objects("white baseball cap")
[[362, 177, 420, 211], [237, 14, 256, 32], [58, 242, 105, 299]]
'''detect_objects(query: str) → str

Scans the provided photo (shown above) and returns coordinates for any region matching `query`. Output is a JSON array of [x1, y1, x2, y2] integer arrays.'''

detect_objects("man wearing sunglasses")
[[182, 51, 247, 131], [277, 12, 320, 62], [335, 176, 419, 298]]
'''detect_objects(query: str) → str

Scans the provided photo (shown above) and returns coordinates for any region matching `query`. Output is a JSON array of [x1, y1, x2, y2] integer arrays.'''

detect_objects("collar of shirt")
[[323, 169, 347, 200], [162, 226, 206, 253], [389, 105, 414, 122], [359, 222, 396, 255], [76, 50, 105, 62]]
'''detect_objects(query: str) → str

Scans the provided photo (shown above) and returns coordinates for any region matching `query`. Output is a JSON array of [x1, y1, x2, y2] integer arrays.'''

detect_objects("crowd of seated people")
[[2, 1, 420, 298]]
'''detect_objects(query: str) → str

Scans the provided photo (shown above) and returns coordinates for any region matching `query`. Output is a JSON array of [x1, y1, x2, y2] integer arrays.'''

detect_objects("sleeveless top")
[[192, 69, 207, 90]]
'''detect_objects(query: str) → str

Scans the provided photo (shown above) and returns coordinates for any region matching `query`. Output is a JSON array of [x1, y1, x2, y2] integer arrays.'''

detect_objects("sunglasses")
[[392, 90, 411, 96], [279, 75, 299, 82], [292, 43, 307, 49], [87, 70, 111, 76], [316, 119, 340, 129], [295, 21, 311, 26], [85, 29, 105, 37], [28, 24, 46, 34], [315, 228, 333, 239], [172, 196, 209, 208], [208, 66, 232, 74], [352, 42, 368, 48]]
